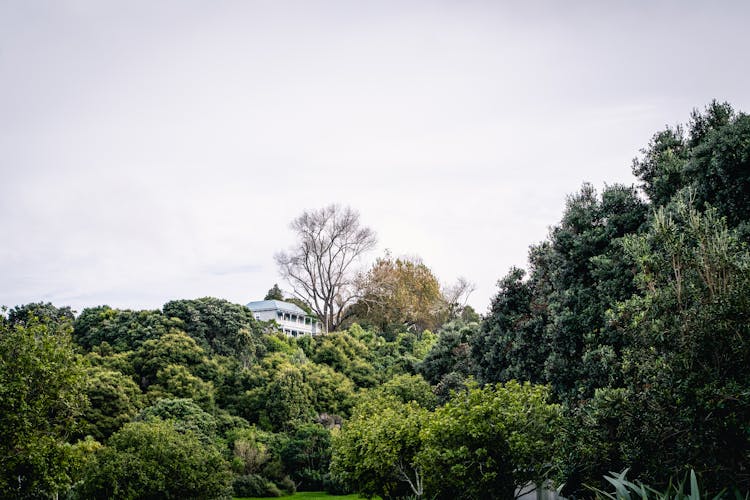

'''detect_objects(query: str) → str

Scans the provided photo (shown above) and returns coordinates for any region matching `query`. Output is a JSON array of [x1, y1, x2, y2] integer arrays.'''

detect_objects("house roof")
[[246, 299, 309, 316]]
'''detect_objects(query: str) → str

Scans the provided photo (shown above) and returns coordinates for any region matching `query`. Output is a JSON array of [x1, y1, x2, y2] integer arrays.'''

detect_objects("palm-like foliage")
[[590, 468, 747, 500]]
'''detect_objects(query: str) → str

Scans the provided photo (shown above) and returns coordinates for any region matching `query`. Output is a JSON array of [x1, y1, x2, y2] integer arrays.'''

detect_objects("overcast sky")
[[2, 0, 749, 315]]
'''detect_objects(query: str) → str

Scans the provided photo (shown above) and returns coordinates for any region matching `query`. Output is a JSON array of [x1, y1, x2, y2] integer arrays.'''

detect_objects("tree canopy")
[[0, 316, 88, 498], [349, 253, 445, 334]]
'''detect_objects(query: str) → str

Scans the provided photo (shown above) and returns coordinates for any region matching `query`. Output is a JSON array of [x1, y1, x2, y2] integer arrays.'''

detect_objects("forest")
[[2, 101, 749, 499]]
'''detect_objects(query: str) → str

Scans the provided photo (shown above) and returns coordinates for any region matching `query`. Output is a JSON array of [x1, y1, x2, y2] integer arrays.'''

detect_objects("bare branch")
[[441, 276, 477, 320], [275, 205, 376, 332]]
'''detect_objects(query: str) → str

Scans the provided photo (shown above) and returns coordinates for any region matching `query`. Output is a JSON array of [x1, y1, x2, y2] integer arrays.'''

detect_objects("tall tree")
[[631, 125, 687, 208], [614, 201, 750, 492], [281, 423, 333, 491], [470, 184, 647, 402], [561, 199, 750, 495], [0, 316, 88, 498], [684, 106, 750, 236], [471, 266, 547, 386], [275, 205, 376, 332], [631, 100, 750, 238], [350, 253, 445, 334], [540, 184, 648, 400]]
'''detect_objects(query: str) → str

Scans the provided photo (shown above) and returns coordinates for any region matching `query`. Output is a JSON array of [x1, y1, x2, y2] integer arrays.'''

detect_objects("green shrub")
[[324, 473, 354, 495], [77, 419, 232, 499], [276, 475, 296, 495], [232, 474, 281, 497]]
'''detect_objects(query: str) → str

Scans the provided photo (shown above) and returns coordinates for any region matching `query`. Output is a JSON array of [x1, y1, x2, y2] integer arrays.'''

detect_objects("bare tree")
[[441, 276, 477, 320], [275, 205, 376, 332]]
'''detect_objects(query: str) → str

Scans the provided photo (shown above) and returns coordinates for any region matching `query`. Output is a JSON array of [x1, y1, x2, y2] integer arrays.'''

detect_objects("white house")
[[246, 300, 324, 337]]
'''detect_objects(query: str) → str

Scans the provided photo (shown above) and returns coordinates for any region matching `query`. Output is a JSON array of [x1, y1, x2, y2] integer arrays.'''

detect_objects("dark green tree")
[[472, 184, 647, 402], [162, 297, 262, 364], [73, 306, 180, 352], [541, 184, 648, 400], [632, 100, 750, 237], [631, 125, 688, 208], [132, 331, 208, 388], [76, 366, 144, 441], [417, 320, 477, 400], [471, 266, 547, 386], [264, 284, 284, 300], [684, 107, 750, 236], [280, 423, 333, 490], [136, 398, 218, 441], [6, 302, 75, 327], [560, 200, 750, 496], [613, 202, 749, 492]]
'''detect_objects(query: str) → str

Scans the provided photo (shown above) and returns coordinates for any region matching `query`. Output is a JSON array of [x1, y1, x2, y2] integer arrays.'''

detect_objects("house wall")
[[251, 309, 322, 337]]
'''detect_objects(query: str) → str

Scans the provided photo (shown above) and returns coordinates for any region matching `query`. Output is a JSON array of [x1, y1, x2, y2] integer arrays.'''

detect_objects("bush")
[[78, 419, 232, 499], [324, 473, 354, 495], [136, 398, 217, 441], [419, 381, 562, 499], [232, 474, 281, 497], [275, 475, 296, 495], [296, 469, 325, 491]]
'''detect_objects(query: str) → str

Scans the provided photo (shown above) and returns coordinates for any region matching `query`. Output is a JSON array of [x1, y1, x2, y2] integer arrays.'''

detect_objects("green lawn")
[[235, 492, 376, 500]]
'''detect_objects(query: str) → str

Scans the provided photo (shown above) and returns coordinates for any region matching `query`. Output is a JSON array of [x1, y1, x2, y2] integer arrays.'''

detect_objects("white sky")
[[2, 0, 749, 315]]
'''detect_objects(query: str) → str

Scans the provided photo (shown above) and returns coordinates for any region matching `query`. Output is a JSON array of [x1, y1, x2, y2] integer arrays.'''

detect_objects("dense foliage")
[[463, 101, 750, 496], [0, 313, 87, 498], [77, 419, 232, 499], [2, 100, 749, 498]]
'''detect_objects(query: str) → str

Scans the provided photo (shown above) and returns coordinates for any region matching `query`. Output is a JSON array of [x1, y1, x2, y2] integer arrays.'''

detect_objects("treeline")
[[2, 100, 750, 499], [400, 100, 750, 497], [0, 296, 444, 498]]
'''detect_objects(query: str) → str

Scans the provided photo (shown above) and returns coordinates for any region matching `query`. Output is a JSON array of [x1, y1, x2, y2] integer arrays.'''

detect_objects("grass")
[[235, 492, 376, 500]]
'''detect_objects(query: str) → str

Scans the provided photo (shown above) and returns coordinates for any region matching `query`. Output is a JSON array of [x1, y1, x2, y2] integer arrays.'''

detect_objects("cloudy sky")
[[2, 1, 749, 315]]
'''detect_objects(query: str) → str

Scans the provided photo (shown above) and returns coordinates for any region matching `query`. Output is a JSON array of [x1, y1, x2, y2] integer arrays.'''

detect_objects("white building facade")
[[246, 300, 324, 337]]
